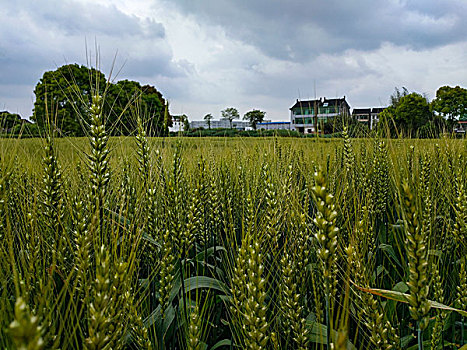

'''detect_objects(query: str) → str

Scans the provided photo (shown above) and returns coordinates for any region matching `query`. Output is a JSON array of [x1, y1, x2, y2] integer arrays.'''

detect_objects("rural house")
[[290, 97, 351, 134], [352, 107, 385, 130]]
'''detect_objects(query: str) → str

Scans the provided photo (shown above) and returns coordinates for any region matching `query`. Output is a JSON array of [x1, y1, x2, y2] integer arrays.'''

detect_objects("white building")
[[190, 119, 250, 130], [257, 121, 291, 130], [290, 97, 351, 134], [169, 115, 186, 132]]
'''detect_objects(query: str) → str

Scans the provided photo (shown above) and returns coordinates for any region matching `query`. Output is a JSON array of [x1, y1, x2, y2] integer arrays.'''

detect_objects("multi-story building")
[[290, 97, 351, 134], [352, 107, 385, 130], [370, 107, 385, 129], [352, 108, 371, 126], [169, 115, 186, 132]]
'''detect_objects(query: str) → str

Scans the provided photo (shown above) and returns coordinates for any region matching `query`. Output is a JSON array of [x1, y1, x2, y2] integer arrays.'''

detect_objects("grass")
[[0, 111, 466, 349]]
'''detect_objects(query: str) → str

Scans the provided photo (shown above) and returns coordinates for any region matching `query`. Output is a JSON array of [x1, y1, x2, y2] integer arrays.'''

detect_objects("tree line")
[[200, 108, 266, 130], [1, 64, 466, 137], [2, 64, 170, 137], [378, 86, 467, 137], [196, 86, 467, 137]]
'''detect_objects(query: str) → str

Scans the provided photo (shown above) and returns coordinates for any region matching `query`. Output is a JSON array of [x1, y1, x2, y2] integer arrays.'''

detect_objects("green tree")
[[431, 85, 467, 130], [0, 111, 21, 131], [10, 122, 41, 137], [376, 107, 398, 137], [221, 107, 239, 129], [390, 86, 409, 108], [106, 80, 168, 136], [182, 114, 190, 132], [395, 93, 431, 136], [32, 64, 107, 136], [204, 113, 213, 129], [377, 89, 432, 137], [243, 109, 265, 130], [141, 84, 171, 136], [32, 64, 169, 136]]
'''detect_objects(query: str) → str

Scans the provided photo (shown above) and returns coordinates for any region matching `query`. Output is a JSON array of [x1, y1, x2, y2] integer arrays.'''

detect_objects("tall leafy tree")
[[0, 111, 21, 131], [395, 93, 431, 136], [32, 64, 169, 136], [390, 87, 410, 108], [243, 109, 265, 130], [431, 86, 467, 129], [221, 107, 239, 129], [377, 88, 432, 137], [106, 81, 168, 136], [32, 64, 107, 136], [203, 113, 213, 129]]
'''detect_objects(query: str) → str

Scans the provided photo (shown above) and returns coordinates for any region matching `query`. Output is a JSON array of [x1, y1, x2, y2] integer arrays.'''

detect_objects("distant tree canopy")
[[0, 111, 21, 130], [377, 88, 434, 137], [221, 107, 239, 129], [431, 85, 467, 128], [395, 93, 431, 134], [32, 64, 170, 136], [243, 109, 265, 130], [203, 113, 213, 129]]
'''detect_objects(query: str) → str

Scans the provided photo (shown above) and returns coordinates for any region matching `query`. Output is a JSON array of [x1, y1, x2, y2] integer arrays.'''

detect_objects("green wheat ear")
[[88, 93, 110, 216], [279, 250, 309, 350], [457, 258, 467, 311], [312, 169, 338, 282], [402, 180, 430, 331], [312, 168, 339, 349], [9, 297, 44, 350], [430, 260, 446, 350], [41, 135, 65, 267], [136, 115, 151, 187]]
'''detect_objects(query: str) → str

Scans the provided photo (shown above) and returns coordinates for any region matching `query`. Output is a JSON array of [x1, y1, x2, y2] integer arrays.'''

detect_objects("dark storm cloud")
[[4, 0, 165, 39], [165, 0, 467, 61], [0, 0, 175, 85], [39, 2, 165, 38], [1, 0, 466, 120], [0, 0, 185, 116]]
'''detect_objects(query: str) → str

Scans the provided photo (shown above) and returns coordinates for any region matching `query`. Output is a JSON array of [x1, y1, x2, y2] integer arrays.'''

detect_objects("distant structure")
[[169, 115, 187, 132], [290, 97, 351, 134], [256, 121, 291, 130], [190, 119, 250, 130], [352, 107, 385, 130], [456, 115, 467, 133]]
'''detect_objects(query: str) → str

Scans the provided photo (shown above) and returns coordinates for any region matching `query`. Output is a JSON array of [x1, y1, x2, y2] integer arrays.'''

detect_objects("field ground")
[[0, 135, 466, 349]]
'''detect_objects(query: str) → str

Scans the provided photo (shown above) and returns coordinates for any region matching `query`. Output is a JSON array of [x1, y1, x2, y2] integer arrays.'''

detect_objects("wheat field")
[[0, 102, 466, 349]]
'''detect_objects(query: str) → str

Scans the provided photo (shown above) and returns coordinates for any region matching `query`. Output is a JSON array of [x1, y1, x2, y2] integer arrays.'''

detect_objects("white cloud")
[[0, 0, 466, 123]]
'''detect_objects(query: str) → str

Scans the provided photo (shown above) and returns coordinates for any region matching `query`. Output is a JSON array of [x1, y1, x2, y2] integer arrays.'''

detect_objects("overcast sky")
[[1, 0, 466, 121]]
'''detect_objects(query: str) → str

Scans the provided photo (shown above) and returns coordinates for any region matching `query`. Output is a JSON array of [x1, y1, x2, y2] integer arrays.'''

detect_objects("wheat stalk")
[[402, 180, 430, 349], [312, 168, 339, 348]]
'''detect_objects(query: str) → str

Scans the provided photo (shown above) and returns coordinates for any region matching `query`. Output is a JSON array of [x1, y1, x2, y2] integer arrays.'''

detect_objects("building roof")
[[290, 99, 320, 110], [290, 97, 350, 110], [352, 108, 371, 114], [371, 107, 386, 113], [323, 97, 349, 108]]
